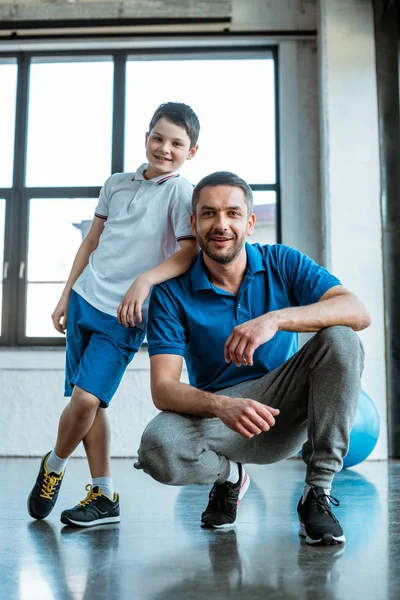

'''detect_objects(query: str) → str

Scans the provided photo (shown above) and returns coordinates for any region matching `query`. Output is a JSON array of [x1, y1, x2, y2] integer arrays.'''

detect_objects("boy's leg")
[[28, 291, 144, 523], [27, 291, 96, 520], [54, 387, 101, 459], [82, 407, 115, 501], [83, 407, 111, 478], [59, 314, 145, 528]]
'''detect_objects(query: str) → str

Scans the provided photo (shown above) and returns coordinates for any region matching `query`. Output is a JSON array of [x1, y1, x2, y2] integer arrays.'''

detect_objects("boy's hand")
[[51, 296, 69, 334], [117, 275, 152, 328], [215, 395, 280, 439]]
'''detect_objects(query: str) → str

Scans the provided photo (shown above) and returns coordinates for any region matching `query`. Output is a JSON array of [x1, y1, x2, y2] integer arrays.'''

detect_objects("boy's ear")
[[187, 144, 199, 161]]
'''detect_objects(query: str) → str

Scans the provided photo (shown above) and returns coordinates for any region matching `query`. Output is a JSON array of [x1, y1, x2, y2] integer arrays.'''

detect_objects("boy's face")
[[145, 117, 198, 179]]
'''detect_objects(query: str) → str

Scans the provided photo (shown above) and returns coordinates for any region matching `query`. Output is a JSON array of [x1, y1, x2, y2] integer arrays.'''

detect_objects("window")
[[1, 47, 279, 345], [0, 59, 17, 188], [26, 59, 113, 187]]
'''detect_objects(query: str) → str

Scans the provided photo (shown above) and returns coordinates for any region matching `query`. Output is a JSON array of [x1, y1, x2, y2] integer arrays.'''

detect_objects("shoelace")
[[312, 490, 340, 522], [206, 483, 238, 515], [79, 484, 102, 506], [40, 472, 63, 500]]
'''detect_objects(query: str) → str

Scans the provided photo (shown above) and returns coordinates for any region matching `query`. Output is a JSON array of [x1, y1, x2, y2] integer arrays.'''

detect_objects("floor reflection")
[[5, 458, 392, 600], [27, 521, 120, 600]]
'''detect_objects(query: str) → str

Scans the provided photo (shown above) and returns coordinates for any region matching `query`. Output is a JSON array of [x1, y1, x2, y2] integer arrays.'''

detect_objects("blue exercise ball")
[[343, 390, 380, 469]]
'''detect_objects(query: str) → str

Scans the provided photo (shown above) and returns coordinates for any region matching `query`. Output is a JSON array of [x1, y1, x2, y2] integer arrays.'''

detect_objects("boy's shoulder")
[[159, 173, 194, 197], [107, 171, 136, 185]]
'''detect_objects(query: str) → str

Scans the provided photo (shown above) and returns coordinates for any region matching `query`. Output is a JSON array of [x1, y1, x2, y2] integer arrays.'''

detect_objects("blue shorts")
[[65, 290, 146, 407]]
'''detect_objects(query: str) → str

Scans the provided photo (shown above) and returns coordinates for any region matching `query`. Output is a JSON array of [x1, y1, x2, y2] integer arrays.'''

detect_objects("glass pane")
[[27, 198, 98, 282], [0, 199, 5, 336], [252, 191, 276, 246], [125, 58, 275, 185], [26, 283, 65, 337], [26, 59, 113, 187], [0, 61, 17, 187]]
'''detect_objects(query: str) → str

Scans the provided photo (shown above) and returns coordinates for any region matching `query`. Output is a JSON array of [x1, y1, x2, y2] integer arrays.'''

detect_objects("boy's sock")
[[302, 484, 331, 504], [92, 477, 114, 500], [46, 450, 68, 475], [226, 461, 240, 484]]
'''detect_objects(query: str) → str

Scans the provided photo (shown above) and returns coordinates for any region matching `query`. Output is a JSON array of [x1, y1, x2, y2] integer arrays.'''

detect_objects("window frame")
[[0, 45, 281, 346]]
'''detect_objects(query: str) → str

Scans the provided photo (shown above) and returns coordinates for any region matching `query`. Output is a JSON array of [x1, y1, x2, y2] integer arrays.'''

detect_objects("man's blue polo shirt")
[[147, 243, 341, 392]]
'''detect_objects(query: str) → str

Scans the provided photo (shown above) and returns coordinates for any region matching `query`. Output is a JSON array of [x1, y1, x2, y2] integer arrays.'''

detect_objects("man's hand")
[[117, 275, 152, 327], [224, 313, 278, 367], [215, 396, 280, 439], [51, 295, 69, 334]]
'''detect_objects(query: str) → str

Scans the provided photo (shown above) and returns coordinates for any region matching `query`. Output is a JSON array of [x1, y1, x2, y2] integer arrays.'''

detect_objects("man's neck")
[[203, 248, 247, 295]]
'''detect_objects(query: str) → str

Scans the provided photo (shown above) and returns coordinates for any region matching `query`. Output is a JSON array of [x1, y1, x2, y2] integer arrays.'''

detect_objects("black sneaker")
[[297, 487, 345, 545], [60, 485, 120, 528], [201, 464, 250, 529], [27, 451, 66, 520]]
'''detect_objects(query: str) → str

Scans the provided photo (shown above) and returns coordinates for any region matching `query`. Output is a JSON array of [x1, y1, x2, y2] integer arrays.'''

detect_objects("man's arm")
[[117, 239, 198, 327], [224, 286, 371, 367], [150, 354, 279, 439]]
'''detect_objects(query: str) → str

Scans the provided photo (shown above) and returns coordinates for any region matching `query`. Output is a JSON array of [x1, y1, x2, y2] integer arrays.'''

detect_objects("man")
[[134, 171, 370, 546]]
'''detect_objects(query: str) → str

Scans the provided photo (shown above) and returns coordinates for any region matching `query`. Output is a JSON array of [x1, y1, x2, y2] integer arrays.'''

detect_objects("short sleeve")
[[94, 175, 113, 218], [169, 179, 195, 242], [277, 245, 342, 306], [147, 283, 187, 357]]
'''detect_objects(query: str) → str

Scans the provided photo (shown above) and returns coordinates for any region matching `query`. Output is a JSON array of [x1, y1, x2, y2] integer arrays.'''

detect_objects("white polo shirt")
[[73, 163, 195, 329]]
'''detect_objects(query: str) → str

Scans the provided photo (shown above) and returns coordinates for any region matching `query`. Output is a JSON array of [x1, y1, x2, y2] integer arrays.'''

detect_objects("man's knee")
[[316, 325, 364, 371], [137, 414, 192, 486]]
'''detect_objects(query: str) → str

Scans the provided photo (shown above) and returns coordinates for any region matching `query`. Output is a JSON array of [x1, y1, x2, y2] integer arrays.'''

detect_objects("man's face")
[[191, 185, 255, 264], [145, 117, 198, 178]]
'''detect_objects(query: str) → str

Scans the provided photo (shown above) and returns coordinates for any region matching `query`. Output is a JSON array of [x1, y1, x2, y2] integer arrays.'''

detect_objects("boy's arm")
[[52, 216, 106, 334], [117, 239, 198, 327]]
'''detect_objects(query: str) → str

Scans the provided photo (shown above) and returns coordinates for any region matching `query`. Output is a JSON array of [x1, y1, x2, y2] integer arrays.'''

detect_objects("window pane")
[[0, 61, 17, 187], [26, 59, 113, 187], [26, 284, 65, 337], [26, 198, 98, 337], [27, 198, 98, 281], [0, 199, 5, 335], [252, 191, 276, 246], [125, 58, 275, 185]]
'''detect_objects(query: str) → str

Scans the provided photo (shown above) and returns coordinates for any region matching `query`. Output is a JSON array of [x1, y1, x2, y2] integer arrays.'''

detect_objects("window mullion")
[[111, 52, 126, 174]]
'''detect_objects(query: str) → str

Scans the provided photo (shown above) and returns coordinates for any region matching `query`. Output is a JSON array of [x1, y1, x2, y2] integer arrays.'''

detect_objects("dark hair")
[[148, 102, 200, 148], [192, 171, 254, 214]]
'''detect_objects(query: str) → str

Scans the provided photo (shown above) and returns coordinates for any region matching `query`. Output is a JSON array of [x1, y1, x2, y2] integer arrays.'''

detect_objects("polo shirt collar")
[[133, 163, 181, 184], [190, 242, 266, 292]]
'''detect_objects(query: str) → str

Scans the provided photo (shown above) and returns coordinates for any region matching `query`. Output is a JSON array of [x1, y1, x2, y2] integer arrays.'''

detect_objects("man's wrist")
[[209, 393, 229, 418], [266, 310, 283, 332]]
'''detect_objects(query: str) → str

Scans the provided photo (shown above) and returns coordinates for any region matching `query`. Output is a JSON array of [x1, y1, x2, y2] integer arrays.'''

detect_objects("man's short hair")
[[148, 102, 200, 148], [192, 171, 254, 214]]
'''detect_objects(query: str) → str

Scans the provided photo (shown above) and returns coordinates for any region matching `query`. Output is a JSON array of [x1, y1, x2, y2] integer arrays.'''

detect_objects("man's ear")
[[187, 144, 199, 161], [190, 213, 196, 236], [145, 132, 149, 146], [247, 213, 256, 237]]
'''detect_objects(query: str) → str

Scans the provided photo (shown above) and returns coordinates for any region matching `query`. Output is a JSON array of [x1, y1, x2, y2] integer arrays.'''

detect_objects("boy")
[[27, 102, 200, 527]]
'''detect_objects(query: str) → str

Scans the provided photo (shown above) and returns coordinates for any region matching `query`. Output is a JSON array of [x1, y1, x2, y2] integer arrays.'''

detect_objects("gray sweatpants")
[[135, 326, 365, 489]]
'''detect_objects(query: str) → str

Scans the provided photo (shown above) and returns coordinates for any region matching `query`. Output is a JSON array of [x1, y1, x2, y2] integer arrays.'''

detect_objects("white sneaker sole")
[[207, 472, 251, 529], [299, 523, 346, 545], [60, 515, 120, 528]]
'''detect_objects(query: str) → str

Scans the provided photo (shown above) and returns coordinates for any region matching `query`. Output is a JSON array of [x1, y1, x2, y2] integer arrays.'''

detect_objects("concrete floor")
[[1, 457, 398, 600]]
